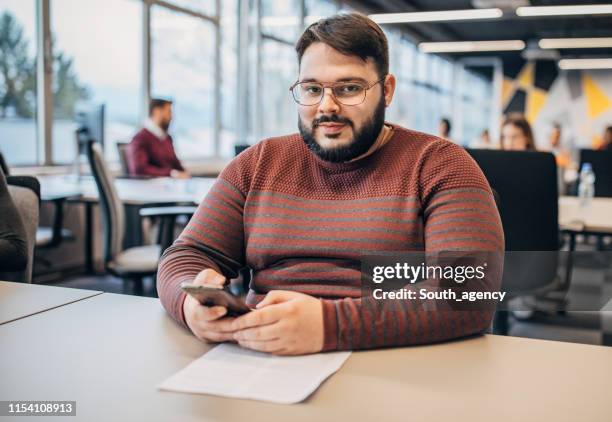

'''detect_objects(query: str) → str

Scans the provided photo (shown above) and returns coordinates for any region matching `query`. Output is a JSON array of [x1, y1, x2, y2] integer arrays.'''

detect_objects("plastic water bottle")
[[578, 163, 595, 208]]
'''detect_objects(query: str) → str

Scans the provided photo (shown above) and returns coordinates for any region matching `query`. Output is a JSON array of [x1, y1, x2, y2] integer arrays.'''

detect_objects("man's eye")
[[337, 84, 363, 95], [303, 85, 322, 94]]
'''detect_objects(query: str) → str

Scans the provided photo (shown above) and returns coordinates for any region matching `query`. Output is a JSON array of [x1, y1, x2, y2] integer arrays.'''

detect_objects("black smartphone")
[[180, 282, 252, 316]]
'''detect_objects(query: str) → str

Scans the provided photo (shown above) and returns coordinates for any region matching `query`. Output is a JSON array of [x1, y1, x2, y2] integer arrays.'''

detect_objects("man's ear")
[[383, 74, 397, 107]]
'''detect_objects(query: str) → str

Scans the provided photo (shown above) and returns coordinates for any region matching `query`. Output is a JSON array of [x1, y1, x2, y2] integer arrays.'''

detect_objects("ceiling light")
[[539, 38, 612, 49], [369, 8, 503, 24], [517, 4, 612, 17], [419, 40, 525, 53], [558, 58, 612, 70]]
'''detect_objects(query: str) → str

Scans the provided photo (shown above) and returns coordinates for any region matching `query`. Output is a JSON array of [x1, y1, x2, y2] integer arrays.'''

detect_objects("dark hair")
[[295, 13, 389, 79], [440, 118, 452, 135], [502, 114, 536, 151], [149, 98, 172, 116]]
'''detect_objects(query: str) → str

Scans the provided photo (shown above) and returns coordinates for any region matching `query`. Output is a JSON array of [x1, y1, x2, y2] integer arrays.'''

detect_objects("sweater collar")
[[143, 118, 168, 140]]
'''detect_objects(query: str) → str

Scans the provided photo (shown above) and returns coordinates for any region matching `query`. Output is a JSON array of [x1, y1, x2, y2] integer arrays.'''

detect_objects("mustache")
[[312, 114, 354, 128]]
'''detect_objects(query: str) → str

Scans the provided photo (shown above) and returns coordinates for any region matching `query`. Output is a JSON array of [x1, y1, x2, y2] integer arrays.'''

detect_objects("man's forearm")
[[157, 244, 224, 326], [321, 296, 493, 351]]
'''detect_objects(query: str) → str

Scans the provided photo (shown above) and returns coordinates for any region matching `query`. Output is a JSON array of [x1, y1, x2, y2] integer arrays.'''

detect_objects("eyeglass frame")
[[289, 76, 388, 106]]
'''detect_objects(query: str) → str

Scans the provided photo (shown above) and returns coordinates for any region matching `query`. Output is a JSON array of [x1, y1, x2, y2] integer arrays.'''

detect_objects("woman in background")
[[501, 114, 536, 151], [598, 126, 612, 151]]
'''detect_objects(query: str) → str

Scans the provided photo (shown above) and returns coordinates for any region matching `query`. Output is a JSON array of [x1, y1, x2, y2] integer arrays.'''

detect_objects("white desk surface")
[[0, 280, 102, 325], [1, 291, 611, 422], [559, 196, 612, 234], [38, 175, 216, 205]]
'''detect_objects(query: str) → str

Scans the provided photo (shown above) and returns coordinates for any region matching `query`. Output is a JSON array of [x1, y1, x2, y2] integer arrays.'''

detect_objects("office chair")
[[467, 149, 565, 335], [0, 172, 40, 283], [579, 149, 612, 197], [116, 142, 131, 177], [85, 137, 195, 294], [0, 150, 74, 262], [0, 149, 8, 175]]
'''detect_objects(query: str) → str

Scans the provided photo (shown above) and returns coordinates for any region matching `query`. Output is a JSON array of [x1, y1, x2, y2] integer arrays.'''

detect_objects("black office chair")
[[467, 149, 565, 334], [579, 149, 612, 197], [84, 136, 196, 294]]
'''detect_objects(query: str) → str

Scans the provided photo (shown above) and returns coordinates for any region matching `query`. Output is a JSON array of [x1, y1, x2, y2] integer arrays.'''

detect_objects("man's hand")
[[231, 291, 324, 355], [183, 269, 236, 343], [170, 169, 191, 179]]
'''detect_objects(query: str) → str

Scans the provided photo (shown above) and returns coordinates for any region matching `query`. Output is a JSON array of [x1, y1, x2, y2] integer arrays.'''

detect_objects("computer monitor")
[[75, 103, 105, 150], [73, 103, 105, 178]]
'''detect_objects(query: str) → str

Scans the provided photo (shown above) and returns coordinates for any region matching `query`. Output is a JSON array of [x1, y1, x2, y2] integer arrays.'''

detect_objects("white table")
[[39, 175, 216, 205], [1, 289, 612, 421], [559, 196, 612, 235], [0, 280, 102, 325]]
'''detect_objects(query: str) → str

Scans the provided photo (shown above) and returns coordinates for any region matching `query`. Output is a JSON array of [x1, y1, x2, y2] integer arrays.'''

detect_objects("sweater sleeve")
[[320, 141, 505, 351], [0, 168, 28, 272], [157, 144, 260, 326], [128, 135, 173, 177], [167, 136, 185, 172]]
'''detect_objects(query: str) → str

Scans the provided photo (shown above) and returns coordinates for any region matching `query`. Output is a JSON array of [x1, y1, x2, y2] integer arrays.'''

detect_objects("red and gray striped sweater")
[[158, 124, 504, 351]]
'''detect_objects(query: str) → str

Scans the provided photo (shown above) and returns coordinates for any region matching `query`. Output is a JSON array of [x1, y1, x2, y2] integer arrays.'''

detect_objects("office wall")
[[502, 61, 612, 150]]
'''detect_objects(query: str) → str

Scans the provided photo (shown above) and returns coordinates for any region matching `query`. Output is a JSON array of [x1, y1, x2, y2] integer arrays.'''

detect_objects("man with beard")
[[158, 13, 504, 354], [128, 98, 189, 178]]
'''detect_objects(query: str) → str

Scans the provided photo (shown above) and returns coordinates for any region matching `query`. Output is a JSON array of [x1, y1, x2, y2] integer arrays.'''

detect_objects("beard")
[[298, 97, 386, 163], [160, 119, 171, 132]]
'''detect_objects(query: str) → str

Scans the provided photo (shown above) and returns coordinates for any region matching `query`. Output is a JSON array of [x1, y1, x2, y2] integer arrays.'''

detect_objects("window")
[[259, 39, 297, 139], [305, 0, 338, 18], [220, 0, 238, 157], [51, 0, 142, 163], [0, 0, 37, 166], [167, 0, 216, 16], [261, 0, 301, 43], [151, 5, 216, 158]]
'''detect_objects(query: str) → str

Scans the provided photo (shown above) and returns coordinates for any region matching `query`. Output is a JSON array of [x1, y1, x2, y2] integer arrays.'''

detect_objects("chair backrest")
[[0, 150, 9, 175], [85, 137, 125, 264], [116, 142, 130, 177], [467, 149, 560, 295], [467, 149, 559, 251], [579, 149, 612, 197], [0, 174, 40, 283]]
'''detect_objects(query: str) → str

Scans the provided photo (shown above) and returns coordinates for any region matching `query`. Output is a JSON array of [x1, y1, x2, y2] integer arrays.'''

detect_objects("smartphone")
[[180, 282, 252, 316]]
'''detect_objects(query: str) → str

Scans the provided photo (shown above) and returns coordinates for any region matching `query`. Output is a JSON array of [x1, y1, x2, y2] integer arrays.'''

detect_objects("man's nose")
[[317, 87, 340, 114]]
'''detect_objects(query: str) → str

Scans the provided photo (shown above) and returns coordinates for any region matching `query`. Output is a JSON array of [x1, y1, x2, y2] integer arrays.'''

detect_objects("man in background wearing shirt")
[[128, 98, 190, 178]]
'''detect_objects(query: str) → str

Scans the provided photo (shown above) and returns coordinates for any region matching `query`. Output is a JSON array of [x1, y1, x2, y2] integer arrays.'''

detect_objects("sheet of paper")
[[158, 343, 351, 404]]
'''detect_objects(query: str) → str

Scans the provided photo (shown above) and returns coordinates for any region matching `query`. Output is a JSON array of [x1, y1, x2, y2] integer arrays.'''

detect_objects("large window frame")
[[21, 0, 224, 166]]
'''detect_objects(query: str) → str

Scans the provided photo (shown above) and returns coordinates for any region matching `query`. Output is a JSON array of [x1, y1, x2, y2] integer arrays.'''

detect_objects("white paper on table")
[[158, 343, 351, 404]]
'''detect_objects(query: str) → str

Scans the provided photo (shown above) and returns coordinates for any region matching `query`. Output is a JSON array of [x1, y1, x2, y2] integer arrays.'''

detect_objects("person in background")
[[0, 167, 28, 272], [548, 122, 572, 169], [128, 99, 190, 178], [598, 126, 612, 151], [470, 129, 495, 149], [501, 114, 536, 151], [438, 117, 452, 141]]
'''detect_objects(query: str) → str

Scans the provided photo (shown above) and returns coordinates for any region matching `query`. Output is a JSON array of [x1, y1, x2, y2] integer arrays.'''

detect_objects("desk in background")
[[1, 283, 611, 422], [38, 176, 215, 273]]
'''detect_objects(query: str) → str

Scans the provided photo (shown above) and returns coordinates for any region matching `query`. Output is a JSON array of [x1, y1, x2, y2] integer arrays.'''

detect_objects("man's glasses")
[[289, 77, 386, 106]]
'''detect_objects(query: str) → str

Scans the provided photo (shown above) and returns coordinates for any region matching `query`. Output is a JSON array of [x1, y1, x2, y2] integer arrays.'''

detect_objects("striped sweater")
[[157, 123, 504, 351]]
